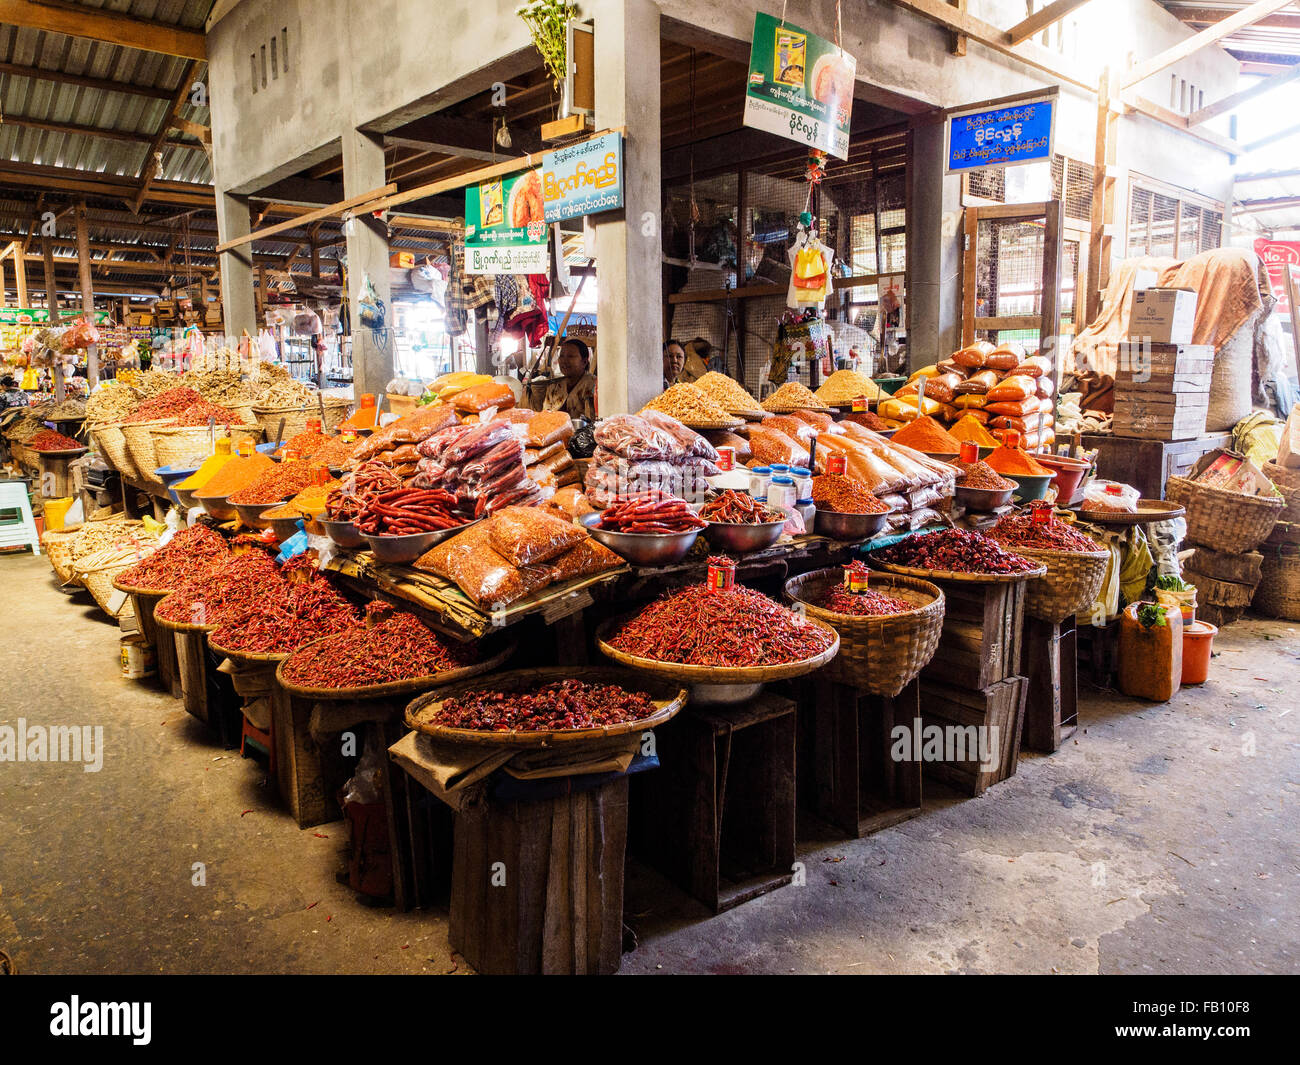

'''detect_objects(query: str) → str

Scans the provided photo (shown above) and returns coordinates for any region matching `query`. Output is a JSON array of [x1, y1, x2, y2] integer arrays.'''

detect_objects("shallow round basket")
[[867, 556, 1047, 584], [676, 416, 745, 432], [405, 666, 688, 747], [206, 636, 291, 668], [120, 419, 172, 487], [701, 518, 785, 553], [784, 570, 945, 696], [42, 530, 78, 584], [252, 399, 352, 439], [233, 499, 287, 529], [1006, 472, 1053, 502], [320, 518, 365, 548], [954, 484, 1014, 512], [814, 508, 890, 540], [762, 402, 835, 415], [195, 491, 238, 521], [1166, 476, 1281, 552], [34, 446, 88, 460], [580, 512, 700, 566], [595, 613, 839, 692], [154, 595, 218, 634], [276, 638, 516, 702], [1010, 545, 1110, 624], [921, 450, 959, 463], [364, 522, 473, 564]]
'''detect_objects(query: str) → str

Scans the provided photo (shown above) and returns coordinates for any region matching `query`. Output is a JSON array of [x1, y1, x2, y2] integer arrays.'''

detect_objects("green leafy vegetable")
[[1154, 574, 1189, 592], [1137, 602, 1167, 629]]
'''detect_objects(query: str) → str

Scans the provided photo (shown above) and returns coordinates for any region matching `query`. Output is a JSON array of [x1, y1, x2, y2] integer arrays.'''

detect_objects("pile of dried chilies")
[[114, 525, 229, 591], [871, 528, 1038, 575], [986, 510, 1102, 552], [437, 679, 658, 732], [700, 490, 781, 524], [594, 491, 707, 534]]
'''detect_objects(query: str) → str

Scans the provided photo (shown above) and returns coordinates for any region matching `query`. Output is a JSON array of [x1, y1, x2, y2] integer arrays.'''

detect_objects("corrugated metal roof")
[[1159, 3, 1300, 62]]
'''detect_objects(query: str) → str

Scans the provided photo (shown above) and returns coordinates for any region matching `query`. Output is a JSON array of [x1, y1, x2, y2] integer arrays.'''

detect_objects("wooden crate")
[[269, 682, 350, 828], [922, 578, 1025, 690], [174, 631, 242, 746], [1022, 615, 1078, 754], [798, 675, 922, 838], [1113, 391, 1210, 441], [631, 693, 796, 914], [1079, 432, 1231, 500], [1115, 341, 1213, 390], [919, 675, 1027, 796], [449, 777, 629, 975]]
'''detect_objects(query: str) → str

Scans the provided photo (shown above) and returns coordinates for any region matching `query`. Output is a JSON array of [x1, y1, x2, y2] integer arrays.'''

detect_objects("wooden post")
[[1086, 67, 1118, 327], [74, 201, 98, 387], [42, 233, 65, 400], [0, 255, 6, 307]]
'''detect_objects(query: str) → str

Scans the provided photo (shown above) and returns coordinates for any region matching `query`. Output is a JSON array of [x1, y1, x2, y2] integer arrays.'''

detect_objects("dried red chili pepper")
[[437, 679, 658, 732]]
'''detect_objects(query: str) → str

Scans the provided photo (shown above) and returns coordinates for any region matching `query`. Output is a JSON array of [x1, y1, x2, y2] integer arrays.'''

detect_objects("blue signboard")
[[945, 95, 1055, 174], [541, 132, 624, 224]]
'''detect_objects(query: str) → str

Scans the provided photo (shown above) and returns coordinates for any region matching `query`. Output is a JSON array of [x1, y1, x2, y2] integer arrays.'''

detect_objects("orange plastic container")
[[1119, 602, 1183, 701], [1180, 620, 1218, 685]]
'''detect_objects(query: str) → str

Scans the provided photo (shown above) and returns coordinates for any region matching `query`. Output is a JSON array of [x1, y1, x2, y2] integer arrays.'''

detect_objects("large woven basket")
[[228, 401, 260, 427], [121, 419, 172, 486], [1263, 463, 1300, 523], [152, 422, 261, 469], [252, 398, 352, 440], [1166, 475, 1282, 553], [90, 422, 138, 478], [1013, 545, 1110, 624], [81, 563, 135, 618], [41, 530, 78, 583], [784, 570, 944, 697], [1253, 547, 1300, 620]]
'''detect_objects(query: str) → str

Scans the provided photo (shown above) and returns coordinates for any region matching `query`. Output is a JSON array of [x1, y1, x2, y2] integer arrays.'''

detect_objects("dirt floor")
[[1, 550, 1296, 975]]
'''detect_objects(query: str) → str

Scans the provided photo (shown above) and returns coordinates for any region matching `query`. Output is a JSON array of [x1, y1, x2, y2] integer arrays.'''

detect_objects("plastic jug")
[[1119, 602, 1183, 701], [43, 497, 74, 531]]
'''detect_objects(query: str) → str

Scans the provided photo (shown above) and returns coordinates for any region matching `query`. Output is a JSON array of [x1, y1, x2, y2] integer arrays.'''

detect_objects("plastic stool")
[[0, 481, 40, 555], [240, 715, 275, 773]]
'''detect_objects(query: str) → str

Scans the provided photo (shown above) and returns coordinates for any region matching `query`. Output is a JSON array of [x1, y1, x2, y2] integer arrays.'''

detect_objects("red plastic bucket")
[[1180, 620, 1218, 685]]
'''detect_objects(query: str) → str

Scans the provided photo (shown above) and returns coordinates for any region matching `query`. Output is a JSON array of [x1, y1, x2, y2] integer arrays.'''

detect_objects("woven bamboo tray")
[[154, 596, 218, 634], [112, 574, 187, 596], [594, 613, 840, 685], [90, 422, 138, 478], [677, 416, 745, 432], [867, 558, 1046, 584], [1254, 548, 1300, 620], [1076, 498, 1186, 525], [206, 637, 290, 668], [405, 666, 687, 747], [252, 399, 351, 438], [121, 419, 172, 486], [762, 402, 836, 414], [275, 638, 516, 702], [1166, 477, 1281, 553], [784, 570, 944, 697], [1011, 545, 1109, 624]]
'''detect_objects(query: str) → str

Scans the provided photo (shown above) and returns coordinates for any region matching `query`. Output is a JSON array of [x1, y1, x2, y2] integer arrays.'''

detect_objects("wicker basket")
[[1013, 546, 1110, 624], [121, 419, 172, 485], [1263, 463, 1300, 523], [1253, 547, 1300, 620], [41, 530, 79, 584], [90, 422, 139, 478], [1264, 461, 1300, 493], [152, 422, 261, 470], [81, 563, 135, 618], [228, 401, 260, 427], [1166, 475, 1282, 553], [252, 398, 352, 440], [784, 570, 944, 697]]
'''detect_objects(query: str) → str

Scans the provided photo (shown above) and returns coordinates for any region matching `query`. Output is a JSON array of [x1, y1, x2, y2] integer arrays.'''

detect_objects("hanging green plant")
[[516, 1, 580, 91]]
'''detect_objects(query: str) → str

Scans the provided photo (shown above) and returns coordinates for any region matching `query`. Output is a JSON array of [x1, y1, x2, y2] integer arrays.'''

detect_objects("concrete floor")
[[1, 550, 1296, 975]]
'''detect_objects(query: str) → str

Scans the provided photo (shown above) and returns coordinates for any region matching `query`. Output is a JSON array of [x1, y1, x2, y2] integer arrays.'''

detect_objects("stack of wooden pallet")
[[1113, 342, 1212, 441]]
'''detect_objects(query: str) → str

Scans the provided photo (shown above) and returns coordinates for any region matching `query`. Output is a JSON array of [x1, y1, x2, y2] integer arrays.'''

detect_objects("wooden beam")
[[1121, 0, 1297, 90], [0, 60, 176, 101], [172, 117, 212, 144], [1164, 4, 1300, 30], [0, 113, 206, 151], [13, 240, 28, 307], [0, 161, 213, 207], [885, 0, 1094, 90], [1234, 167, 1300, 182], [1236, 195, 1300, 213], [215, 184, 398, 253], [1188, 63, 1300, 127], [1006, 0, 1093, 46], [21, 252, 216, 276], [74, 201, 95, 315], [947, 0, 967, 56], [133, 60, 203, 212], [0, 0, 206, 60], [1087, 67, 1118, 326], [1120, 93, 1245, 154]]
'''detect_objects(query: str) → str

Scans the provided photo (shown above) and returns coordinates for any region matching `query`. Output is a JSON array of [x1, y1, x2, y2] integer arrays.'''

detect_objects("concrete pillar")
[[342, 129, 393, 401], [14, 244, 28, 308], [906, 117, 963, 371], [591, 0, 662, 416], [215, 190, 258, 340], [0, 257, 6, 307], [75, 202, 98, 387]]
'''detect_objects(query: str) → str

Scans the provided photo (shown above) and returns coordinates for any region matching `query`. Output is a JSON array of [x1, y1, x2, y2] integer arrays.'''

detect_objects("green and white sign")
[[742, 12, 856, 160], [464, 168, 549, 274], [0, 307, 110, 325]]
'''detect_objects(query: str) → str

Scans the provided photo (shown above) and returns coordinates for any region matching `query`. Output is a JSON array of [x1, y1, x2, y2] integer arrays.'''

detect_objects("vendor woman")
[[542, 337, 597, 420]]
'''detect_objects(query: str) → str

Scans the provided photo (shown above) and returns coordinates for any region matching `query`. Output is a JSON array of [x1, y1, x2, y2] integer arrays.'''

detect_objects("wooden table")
[[1080, 431, 1230, 501]]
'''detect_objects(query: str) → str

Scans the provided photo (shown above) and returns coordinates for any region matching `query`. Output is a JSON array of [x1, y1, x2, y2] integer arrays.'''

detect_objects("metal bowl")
[[1006, 472, 1054, 502], [701, 518, 786, 553], [814, 508, 890, 540], [155, 464, 198, 505], [196, 492, 237, 521], [954, 484, 1014, 512], [921, 450, 960, 463], [174, 486, 201, 511], [580, 512, 700, 566], [319, 518, 365, 548], [268, 514, 305, 541], [362, 520, 475, 564], [233, 500, 288, 529]]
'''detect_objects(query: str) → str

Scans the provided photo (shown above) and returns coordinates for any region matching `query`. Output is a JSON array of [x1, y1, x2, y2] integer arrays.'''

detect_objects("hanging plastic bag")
[[258, 329, 278, 362], [359, 273, 385, 329]]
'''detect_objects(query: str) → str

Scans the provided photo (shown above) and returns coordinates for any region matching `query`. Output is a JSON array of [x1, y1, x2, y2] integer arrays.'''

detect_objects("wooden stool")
[[632, 692, 796, 913], [240, 716, 275, 772], [448, 776, 629, 975], [799, 676, 922, 838], [919, 675, 1027, 796], [1022, 615, 1078, 753]]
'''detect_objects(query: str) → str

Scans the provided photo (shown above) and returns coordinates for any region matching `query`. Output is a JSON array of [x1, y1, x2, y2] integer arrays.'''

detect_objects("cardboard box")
[[1129, 287, 1197, 345]]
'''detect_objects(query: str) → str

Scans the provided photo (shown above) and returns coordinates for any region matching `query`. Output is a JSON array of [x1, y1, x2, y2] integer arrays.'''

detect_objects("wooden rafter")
[[1120, 93, 1244, 154], [0, 113, 206, 151], [1121, 0, 1297, 90], [132, 61, 203, 212], [1243, 122, 1300, 152], [1188, 62, 1300, 127], [1006, 0, 1093, 46], [0, 60, 176, 101], [0, 0, 206, 60], [0, 160, 213, 207]]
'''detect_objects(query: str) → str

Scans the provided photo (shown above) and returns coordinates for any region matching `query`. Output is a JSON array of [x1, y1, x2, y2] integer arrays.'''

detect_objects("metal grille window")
[[966, 154, 1093, 224], [1126, 179, 1225, 258], [663, 173, 739, 268]]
